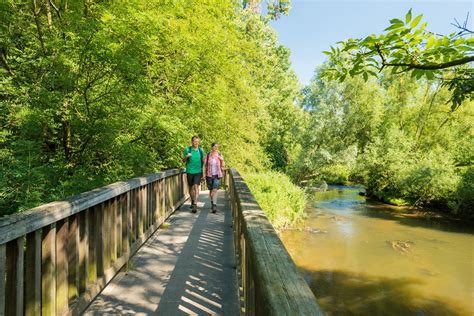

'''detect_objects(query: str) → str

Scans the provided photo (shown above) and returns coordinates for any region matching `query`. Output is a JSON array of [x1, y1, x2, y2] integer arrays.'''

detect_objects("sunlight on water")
[[281, 186, 474, 316]]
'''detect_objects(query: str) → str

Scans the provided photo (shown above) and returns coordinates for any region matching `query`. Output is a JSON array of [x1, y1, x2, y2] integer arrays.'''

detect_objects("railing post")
[[5, 237, 24, 316], [87, 207, 97, 285], [96, 204, 105, 278], [67, 214, 79, 302], [56, 219, 69, 315], [122, 192, 131, 257], [78, 210, 89, 294], [116, 196, 122, 259], [0, 243, 5, 316], [42, 224, 56, 315], [25, 230, 41, 315]]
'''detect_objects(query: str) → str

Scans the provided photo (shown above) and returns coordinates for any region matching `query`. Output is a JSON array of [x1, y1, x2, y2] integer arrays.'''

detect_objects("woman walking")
[[204, 143, 224, 213]]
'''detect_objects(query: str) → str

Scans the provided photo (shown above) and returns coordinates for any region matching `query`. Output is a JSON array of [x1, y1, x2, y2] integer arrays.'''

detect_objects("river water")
[[280, 185, 474, 316]]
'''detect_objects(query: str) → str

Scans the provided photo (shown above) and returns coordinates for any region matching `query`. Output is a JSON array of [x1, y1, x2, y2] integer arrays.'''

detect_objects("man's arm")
[[182, 148, 191, 163], [202, 152, 207, 174]]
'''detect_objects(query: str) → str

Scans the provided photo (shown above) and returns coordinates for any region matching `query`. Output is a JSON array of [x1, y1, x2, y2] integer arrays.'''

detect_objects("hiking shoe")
[[191, 203, 197, 213], [212, 204, 217, 214]]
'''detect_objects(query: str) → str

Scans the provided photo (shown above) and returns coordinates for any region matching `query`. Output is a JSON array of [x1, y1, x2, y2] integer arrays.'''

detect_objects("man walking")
[[183, 136, 205, 213]]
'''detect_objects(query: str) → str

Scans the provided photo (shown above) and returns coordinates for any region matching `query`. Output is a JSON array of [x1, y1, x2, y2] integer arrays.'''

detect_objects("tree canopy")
[[0, 0, 300, 215]]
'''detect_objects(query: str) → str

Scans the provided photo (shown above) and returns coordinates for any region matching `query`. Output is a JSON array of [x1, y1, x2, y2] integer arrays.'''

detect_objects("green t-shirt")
[[183, 146, 203, 174]]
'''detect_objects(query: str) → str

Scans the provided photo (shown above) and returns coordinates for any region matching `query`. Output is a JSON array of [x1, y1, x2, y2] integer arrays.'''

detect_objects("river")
[[280, 185, 474, 316]]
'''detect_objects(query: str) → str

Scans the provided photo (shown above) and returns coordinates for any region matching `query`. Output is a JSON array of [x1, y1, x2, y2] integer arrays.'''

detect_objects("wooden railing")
[[227, 169, 324, 315], [0, 169, 188, 315]]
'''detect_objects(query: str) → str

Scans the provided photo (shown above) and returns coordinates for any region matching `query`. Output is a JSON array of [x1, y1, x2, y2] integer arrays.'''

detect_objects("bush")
[[244, 171, 307, 229], [359, 130, 461, 209], [319, 164, 351, 184], [452, 167, 474, 217]]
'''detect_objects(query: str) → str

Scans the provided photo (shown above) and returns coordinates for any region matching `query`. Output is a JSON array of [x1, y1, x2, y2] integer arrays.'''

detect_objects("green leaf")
[[405, 9, 412, 24], [410, 14, 423, 29], [425, 71, 435, 80], [390, 18, 404, 25], [385, 23, 404, 31]]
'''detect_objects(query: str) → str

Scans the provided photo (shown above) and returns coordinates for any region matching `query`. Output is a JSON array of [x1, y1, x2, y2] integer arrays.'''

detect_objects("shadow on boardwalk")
[[85, 191, 239, 315]]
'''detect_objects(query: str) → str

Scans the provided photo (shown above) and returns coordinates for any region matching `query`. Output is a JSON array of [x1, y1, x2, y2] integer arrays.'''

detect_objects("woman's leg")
[[211, 189, 217, 205]]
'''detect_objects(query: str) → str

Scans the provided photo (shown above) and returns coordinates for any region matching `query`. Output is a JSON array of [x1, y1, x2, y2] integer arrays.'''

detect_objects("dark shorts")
[[206, 176, 221, 191], [187, 173, 202, 186]]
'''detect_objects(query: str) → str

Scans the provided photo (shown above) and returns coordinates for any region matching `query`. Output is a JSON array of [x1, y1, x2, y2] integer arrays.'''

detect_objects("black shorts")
[[187, 173, 202, 186]]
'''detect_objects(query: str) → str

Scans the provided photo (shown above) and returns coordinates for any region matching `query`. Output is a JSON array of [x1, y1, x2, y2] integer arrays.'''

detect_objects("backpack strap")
[[200, 147, 204, 169], [206, 153, 210, 174]]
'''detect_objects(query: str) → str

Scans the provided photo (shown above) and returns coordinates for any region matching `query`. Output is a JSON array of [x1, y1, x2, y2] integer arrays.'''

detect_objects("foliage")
[[242, 0, 291, 19], [0, 1, 299, 215], [451, 167, 474, 217], [244, 171, 306, 228], [297, 64, 473, 214], [323, 10, 474, 110]]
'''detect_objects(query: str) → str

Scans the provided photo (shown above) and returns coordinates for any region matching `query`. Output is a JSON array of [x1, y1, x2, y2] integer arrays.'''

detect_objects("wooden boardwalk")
[[85, 190, 240, 315]]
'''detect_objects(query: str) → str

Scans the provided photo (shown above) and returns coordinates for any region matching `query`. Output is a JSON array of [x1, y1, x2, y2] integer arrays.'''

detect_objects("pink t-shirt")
[[205, 153, 223, 178]]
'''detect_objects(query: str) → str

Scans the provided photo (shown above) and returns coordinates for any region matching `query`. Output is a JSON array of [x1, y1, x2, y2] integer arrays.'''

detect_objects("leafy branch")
[[323, 9, 474, 110]]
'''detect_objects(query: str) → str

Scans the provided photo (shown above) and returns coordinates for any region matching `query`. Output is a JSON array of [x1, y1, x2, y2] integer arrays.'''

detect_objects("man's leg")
[[190, 185, 195, 204], [193, 184, 199, 204]]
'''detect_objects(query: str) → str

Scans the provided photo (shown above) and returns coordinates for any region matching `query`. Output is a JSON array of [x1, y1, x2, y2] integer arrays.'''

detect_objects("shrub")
[[452, 167, 474, 217], [244, 171, 307, 229]]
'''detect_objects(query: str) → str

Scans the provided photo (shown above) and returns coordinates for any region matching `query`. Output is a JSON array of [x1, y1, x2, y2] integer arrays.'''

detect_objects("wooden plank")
[[78, 210, 88, 294], [140, 186, 145, 239], [110, 198, 117, 263], [148, 183, 153, 226], [5, 237, 24, 316], [116, 196, 121, 259], [0, 244, 5, 316], [67, 214, 79, 301], [132, 188, 138, 242], [25, 230, 41, 316], [42, 224, 56, 315], [0, 169, 185, 245], [154, 181, 161, 223], [145, 184, 149, 230], [122, 192, 130, 257], [95, 204, 104, 278], [103, 201, 110, 270], [56, 219, 69, 315], [87, 208, 96, 285]]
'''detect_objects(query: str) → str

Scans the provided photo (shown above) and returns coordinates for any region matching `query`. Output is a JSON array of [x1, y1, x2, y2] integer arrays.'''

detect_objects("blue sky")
[[269, 0, 473, 85]]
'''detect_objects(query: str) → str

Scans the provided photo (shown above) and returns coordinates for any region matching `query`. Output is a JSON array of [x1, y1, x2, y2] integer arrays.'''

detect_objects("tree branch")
[[383, 56, 474, 70]]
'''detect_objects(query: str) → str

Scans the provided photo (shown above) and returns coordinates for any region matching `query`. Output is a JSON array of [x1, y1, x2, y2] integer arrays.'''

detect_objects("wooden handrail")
[[0, 167, 323, 315], [227, 169, 324, 315], [0, 168, 188, 315]]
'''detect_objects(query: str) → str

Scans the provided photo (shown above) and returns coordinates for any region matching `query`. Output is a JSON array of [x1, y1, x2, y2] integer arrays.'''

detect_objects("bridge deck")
[[85, 190, 239, 315]]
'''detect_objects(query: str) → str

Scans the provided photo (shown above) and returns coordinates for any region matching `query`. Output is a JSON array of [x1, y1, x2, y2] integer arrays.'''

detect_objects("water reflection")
[[303, 269, 466, 316], [281, 186, 474, 316]]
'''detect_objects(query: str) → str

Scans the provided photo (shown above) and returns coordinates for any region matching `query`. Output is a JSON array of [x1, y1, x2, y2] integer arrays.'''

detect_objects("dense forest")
[[1, 1, 472, 222]]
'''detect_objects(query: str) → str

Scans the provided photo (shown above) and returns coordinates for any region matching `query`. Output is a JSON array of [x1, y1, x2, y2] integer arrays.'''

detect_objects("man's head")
[[191, 135, 200, 148]]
